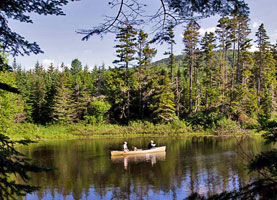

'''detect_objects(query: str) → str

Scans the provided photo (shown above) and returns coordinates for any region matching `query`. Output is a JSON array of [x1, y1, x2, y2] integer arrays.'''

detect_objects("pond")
[[19, 136, 272, 200]]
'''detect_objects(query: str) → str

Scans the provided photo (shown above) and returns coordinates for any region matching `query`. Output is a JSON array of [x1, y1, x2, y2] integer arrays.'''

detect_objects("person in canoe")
[[148, 140, 156, 149], [122, 141, 129, 152]]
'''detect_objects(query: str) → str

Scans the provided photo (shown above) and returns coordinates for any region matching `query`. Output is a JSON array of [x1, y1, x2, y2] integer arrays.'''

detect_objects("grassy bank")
[[4, 120, 256, 141]]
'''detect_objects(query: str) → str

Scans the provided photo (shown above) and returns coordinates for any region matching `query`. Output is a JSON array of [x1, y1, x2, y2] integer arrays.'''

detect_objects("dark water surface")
[[19, 136, 272, 200]]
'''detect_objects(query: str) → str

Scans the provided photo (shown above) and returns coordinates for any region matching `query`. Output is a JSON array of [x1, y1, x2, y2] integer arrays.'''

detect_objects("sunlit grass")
[[4, 120, 260, 141]]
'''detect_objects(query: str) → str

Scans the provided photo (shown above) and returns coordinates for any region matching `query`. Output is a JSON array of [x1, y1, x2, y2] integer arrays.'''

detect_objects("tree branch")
[[0, 82, 20, 94]]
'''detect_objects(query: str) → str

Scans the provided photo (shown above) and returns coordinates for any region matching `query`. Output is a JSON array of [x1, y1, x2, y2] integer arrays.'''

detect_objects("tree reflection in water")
[[17, 136, 273, 200]]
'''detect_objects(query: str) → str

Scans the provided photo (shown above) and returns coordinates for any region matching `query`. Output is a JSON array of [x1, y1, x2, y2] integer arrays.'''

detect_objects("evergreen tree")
[[254, 23, 275, 116], [104, 68, 128, 122], [71, 59, 82, 75], [200, 32, 218, 109], [150, 70, 176, 123], [216, 17, 232, 100], [113, 24, 137, 121], [151, 22, 176, 83], [163, 23, 176, 83], [235, 15, 251, 84], [137, 30, 157, 67], [70, 59, 91, 121], [52, 75, 73, 124], [43, 63, 58, 123], [31, 62, 48, 124], [136, 30, 157, 119], [183, 20, 200, 114], [71, 80, 91, 122]]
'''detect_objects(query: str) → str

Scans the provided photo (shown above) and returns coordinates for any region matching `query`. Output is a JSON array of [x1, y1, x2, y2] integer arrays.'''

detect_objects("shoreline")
[[5, 122, 261, 141]]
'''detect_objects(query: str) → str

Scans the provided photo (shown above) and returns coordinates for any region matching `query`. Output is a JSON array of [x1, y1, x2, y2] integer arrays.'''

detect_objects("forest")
[[1, 14, 277, 138], [1, 1, 277, 199]]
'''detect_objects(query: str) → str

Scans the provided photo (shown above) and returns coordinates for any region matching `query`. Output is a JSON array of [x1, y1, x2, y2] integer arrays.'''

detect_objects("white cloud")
[[42, 59, 55, 67], [252, 22, 260, 29], [199, 27, 216, 36], [249, 45, 258, 52], [179, 27, 216, 38]]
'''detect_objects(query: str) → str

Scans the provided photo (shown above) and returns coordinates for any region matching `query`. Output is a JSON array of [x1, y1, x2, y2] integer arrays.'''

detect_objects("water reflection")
[[111, 152, 166, 169], [17, 136, 274, 200]]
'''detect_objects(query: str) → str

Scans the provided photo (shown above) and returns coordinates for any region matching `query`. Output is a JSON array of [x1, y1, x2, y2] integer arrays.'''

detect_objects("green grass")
[[4, 121, 259, 141]]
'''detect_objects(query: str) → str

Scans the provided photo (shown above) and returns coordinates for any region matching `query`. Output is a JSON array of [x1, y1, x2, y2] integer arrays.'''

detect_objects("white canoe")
[[111, 146, 166, 156]]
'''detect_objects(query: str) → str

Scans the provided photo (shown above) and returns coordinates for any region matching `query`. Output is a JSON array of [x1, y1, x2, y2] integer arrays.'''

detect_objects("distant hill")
[[152, 55, 185, 66]]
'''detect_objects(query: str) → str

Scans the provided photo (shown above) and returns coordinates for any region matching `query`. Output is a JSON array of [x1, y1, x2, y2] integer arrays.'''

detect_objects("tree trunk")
[[230, 41, 236, 102], [236, 38, 240, 84], [126, 61, 130, 120], [170, 42, 174, 83], [189, 54, 193, 114]]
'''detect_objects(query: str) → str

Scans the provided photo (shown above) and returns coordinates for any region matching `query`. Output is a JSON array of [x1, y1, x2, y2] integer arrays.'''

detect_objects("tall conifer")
[[113, 23, 137, 121], [183, 21, 200, 114]]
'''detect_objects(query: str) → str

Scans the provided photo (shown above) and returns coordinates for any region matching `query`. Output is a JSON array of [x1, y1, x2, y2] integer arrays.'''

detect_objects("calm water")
[[18, 136, 272, 200]]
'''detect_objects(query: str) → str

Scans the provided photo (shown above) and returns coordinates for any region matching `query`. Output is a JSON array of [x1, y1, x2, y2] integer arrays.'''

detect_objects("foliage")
[[78, 0, 249, 39], [85, 98, 111, 124], [0, 134, 51, 199], [51, 78, 73, 124], [213, 118, 241, 135], [0, 72, 25, 131], [2, 11, 277, 138], [150, 70, 177, 123], [187, 107, 225, 130], [0, 0, 76, 58]]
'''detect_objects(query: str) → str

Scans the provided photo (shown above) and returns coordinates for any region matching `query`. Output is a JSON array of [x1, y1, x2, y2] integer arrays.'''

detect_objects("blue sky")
[[8, 0, 277, 70]]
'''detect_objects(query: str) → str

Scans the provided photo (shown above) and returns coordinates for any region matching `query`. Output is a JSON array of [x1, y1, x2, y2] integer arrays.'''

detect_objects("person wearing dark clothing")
[[148, 140, 156, 149]]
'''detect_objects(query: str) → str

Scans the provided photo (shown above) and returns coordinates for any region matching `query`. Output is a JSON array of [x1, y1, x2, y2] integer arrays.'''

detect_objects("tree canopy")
[[78, 0, 249, 40], [0, 0, 76, 57]]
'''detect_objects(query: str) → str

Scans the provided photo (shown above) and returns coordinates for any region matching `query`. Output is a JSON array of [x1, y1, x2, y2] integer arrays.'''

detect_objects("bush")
[[187, 107, 224, 130], [84, 98, 111, 124], [170, 120, 191, 133], [213, 118, 241, 135]]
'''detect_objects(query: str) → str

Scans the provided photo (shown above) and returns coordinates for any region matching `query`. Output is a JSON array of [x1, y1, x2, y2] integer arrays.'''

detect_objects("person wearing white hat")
[[148, 140, 156, 149], [123, 141, 129, 152]]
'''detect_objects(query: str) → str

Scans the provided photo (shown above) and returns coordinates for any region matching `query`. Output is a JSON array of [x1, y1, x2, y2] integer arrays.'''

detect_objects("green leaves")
[[0, 134, 51, 199]]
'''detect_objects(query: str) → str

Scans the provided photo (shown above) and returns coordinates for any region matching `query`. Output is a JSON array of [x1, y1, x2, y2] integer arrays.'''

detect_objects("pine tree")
[[71, 80, 91, 122], [255, 24, 271, 106], [151, 22, 176, 83], [71, 59, 82, 75], [229, 14, 239, 100], [113, 23, 137, 121], [104, 68, 128, 122], [70, 59, 91, 121], [31, 62, 48, 124], [200, 32, 218, 109], [163, 23, 176, 83], [52, 75, 73, 124], [216, 17, 232, 100], [44, 63, 58, 123], [235, 15, 251, 84], [136, 30, 156, 119], [137, 30, 157, 67], [150, 70, 176, 123], [183, 20, 200, 114]]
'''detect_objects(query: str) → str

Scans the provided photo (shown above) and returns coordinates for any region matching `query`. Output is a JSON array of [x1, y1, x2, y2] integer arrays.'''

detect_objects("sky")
[[8, 0, 277, 70]]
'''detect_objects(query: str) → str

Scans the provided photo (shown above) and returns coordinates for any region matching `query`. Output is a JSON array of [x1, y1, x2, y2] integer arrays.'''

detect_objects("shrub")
[[170, 120, 191, 133], [187, 107, 224, 130], [85, 98, 111, 124], [214, 118, 241, 135]]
